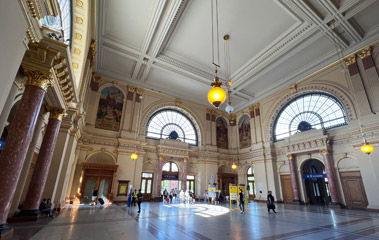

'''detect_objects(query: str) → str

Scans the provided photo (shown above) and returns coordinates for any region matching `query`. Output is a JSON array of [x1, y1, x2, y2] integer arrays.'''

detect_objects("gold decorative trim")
[[254, 103, 260, 109], [23, 68, 52, 92], [184, 158, 188, 162], [286, 154, 294, 160], [175, 99, 182, 106], [290, 84, 297, 94], [136, 88, 143, 95], [73, 63, 78, 68], [158, 155, 165, 161], [319, 149, 329, 156], [248, 106, 254, 111], [26, 0, 37, 18], [76, 33, 82, 39], [46, 106, 66, 121], [357, 47, 371, 59], [76, 17, 83, 24], [76, 0, 83, 7], [128, 85, 136, 93], [344, 56, 356, 66], [74, 48, 81, 54]]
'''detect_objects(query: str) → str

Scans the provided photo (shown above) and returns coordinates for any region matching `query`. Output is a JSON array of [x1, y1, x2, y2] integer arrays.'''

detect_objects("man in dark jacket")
[[137, 189, 143, 213], [267, 191, 277, 213]]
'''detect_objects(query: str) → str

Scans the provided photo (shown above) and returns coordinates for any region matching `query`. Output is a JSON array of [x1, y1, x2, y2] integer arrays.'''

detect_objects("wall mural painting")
[[95, 87, 124, 131], [239, 114, 251, 148], [216, 117, 228, 149]]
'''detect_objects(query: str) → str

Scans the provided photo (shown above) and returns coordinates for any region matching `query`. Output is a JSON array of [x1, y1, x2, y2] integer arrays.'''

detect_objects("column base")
[[0, 224, 13, 240], [328, 202, 342, 209], [9, 209, 41, 222], [292, 200, 302, 205]]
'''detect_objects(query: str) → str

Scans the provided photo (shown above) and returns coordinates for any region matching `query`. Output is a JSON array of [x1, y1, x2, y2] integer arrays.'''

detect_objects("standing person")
[[239, 189, 245, 213], [92, 188, 98, 206], [267, 191, 277, 213], [163, 188, 168, 203], [137, 189, 143, 213], [203, 190, 208, 203], [131, 189, 137, 207], [169, 190, 173, 204]]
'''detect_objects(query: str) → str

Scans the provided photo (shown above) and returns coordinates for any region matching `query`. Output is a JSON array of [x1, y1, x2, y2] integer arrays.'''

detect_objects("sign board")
[[162, 174, 178, 180], [302, 174, 327, 179], [208, 184, 216, 198], [229, 184, 238, 200]]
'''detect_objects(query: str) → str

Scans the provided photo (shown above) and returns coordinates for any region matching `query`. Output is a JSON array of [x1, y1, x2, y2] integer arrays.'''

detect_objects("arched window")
[[162, 162, 179, 172], [146, 109, 198, 145], [247, 167, 255, 198], [274, 93, 347, 141]]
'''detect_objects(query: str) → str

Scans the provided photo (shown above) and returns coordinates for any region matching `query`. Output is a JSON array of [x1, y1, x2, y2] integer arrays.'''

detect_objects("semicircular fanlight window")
[[274, 93, 347, 141], [146, 109, 198, 145]]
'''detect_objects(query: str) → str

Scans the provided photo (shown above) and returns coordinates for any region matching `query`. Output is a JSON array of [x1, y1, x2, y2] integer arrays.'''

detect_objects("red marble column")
[[21, 107, 64, 215], [320, 149, 340, 205], [156, 155, 164, 197], [0, 69, 51, 225], [182, 158, 188, 191], [287, 154, 300, 202]]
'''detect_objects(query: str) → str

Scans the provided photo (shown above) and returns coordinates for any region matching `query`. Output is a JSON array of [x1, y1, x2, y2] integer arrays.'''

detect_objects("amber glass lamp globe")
[[208, 87, 226, 108], [131, 153, 138, 160], [231, 164, 237, 169], [361, 143, 374, 155]]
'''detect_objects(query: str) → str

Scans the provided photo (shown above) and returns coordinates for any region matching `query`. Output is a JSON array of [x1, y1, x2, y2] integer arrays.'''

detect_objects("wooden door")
[[280, 175, 293, 203], [340, 171, 368, 208]]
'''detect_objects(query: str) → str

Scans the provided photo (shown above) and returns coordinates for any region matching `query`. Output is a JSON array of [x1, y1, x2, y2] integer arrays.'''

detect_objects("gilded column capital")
[[183, 158, 188, 163], [158, 155, 165, 161], [136, 88, 143, 95], [249, 105, 254, 111], [286, 154, 294, 160], [46, 106, 66, 121], [290, 84, 297, 94], [23, 68, 52, 92], [254, 103, 260, 109], [206, 108, 212, 114], [319, 149, 329, 156], [344, 56, 356, 66], [357, 47, 371, 59], [128, 85, 136, 93]]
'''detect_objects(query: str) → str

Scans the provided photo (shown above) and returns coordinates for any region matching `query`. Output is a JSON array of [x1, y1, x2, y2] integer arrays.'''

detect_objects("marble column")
[[320, 149, 340, 205], [20, 107, 65, 215], [0, 69, 51, 225], [156, 155, 164, 197], [286, 154, 300, 202], [182, 158, 188, 191]]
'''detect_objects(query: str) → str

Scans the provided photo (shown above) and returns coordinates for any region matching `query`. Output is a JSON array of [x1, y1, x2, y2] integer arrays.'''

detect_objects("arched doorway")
[[161, 161, 180, 192], [217, 165, 237, 197], [247, 167, 256, 200], [79, 152, 118, 204], [302, 159, 330, 205]]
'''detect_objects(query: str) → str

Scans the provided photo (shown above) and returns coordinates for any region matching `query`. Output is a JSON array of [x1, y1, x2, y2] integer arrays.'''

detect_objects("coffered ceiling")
[[95, 0, 379, 112]]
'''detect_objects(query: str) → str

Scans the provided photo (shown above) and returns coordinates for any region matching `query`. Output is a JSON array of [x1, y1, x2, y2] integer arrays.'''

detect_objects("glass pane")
[[142, 173, 153, 178], [247, 167, 253, 175], [274, 93, 346, 141], [146, 109, 198, 145], [171, 163, 178, 172], [187, 175, 195, 180], [162, 163, 170, 171], [141, 179, 146, 193], [248, 182, 254, 195], [99, 179, 109, 202], [248, 177, 255, 181], [186, 182, 189, 191], [191, 182, 194, 191], [147, 180, 152, 193]]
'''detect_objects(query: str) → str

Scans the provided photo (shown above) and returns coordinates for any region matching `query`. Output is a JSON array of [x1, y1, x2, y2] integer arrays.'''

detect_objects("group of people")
[[130, 189, 144, 213], [203, 190, 225, 204], [39, 198, 53, 217], [162, 188, 195, 205]]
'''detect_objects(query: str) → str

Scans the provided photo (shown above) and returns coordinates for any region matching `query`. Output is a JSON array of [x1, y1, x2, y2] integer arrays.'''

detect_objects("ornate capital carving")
[[183, 158, 188, 163], [175, 99, 182, 106], [206, 108, 212, 114], [128, 85, 136, 93], [46, 106, 66, 121], [136, 88, 143, 95], [357, 47, 371, 59], [249, 105, 254, 111], [158, 154, 165, 161], [254, 103, 260, 109], [23, 68, 52, 92], [319, 149, 329, 156], [344, 56, 356, 66], [290, 84, 297, 94], [286, 153, 294, 160]]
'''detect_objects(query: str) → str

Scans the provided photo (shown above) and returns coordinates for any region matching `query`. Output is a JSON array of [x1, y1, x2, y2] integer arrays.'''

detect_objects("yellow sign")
[[229, 185, 238, 200], [208, 187, 216, 192], [120, 185, 127, 194]]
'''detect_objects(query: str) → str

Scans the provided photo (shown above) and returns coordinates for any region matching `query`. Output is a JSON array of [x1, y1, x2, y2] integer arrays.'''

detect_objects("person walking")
[[267, 191, 277, 213], [203, 190, 208, 203], [137, 189, 143, 213], [131, 189, 137, 206], [239, 189, 245, 213], [91, 188, 98, 206]]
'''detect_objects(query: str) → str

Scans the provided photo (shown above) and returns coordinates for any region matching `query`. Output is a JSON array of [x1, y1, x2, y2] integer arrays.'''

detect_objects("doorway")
[[340, 171, 368, 208], [79, 163, 118, 203], [302, 159, 330, 205]]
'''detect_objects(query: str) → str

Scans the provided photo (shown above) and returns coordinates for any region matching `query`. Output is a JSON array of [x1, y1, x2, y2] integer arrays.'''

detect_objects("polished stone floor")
[[9, 201, 379, 240]]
